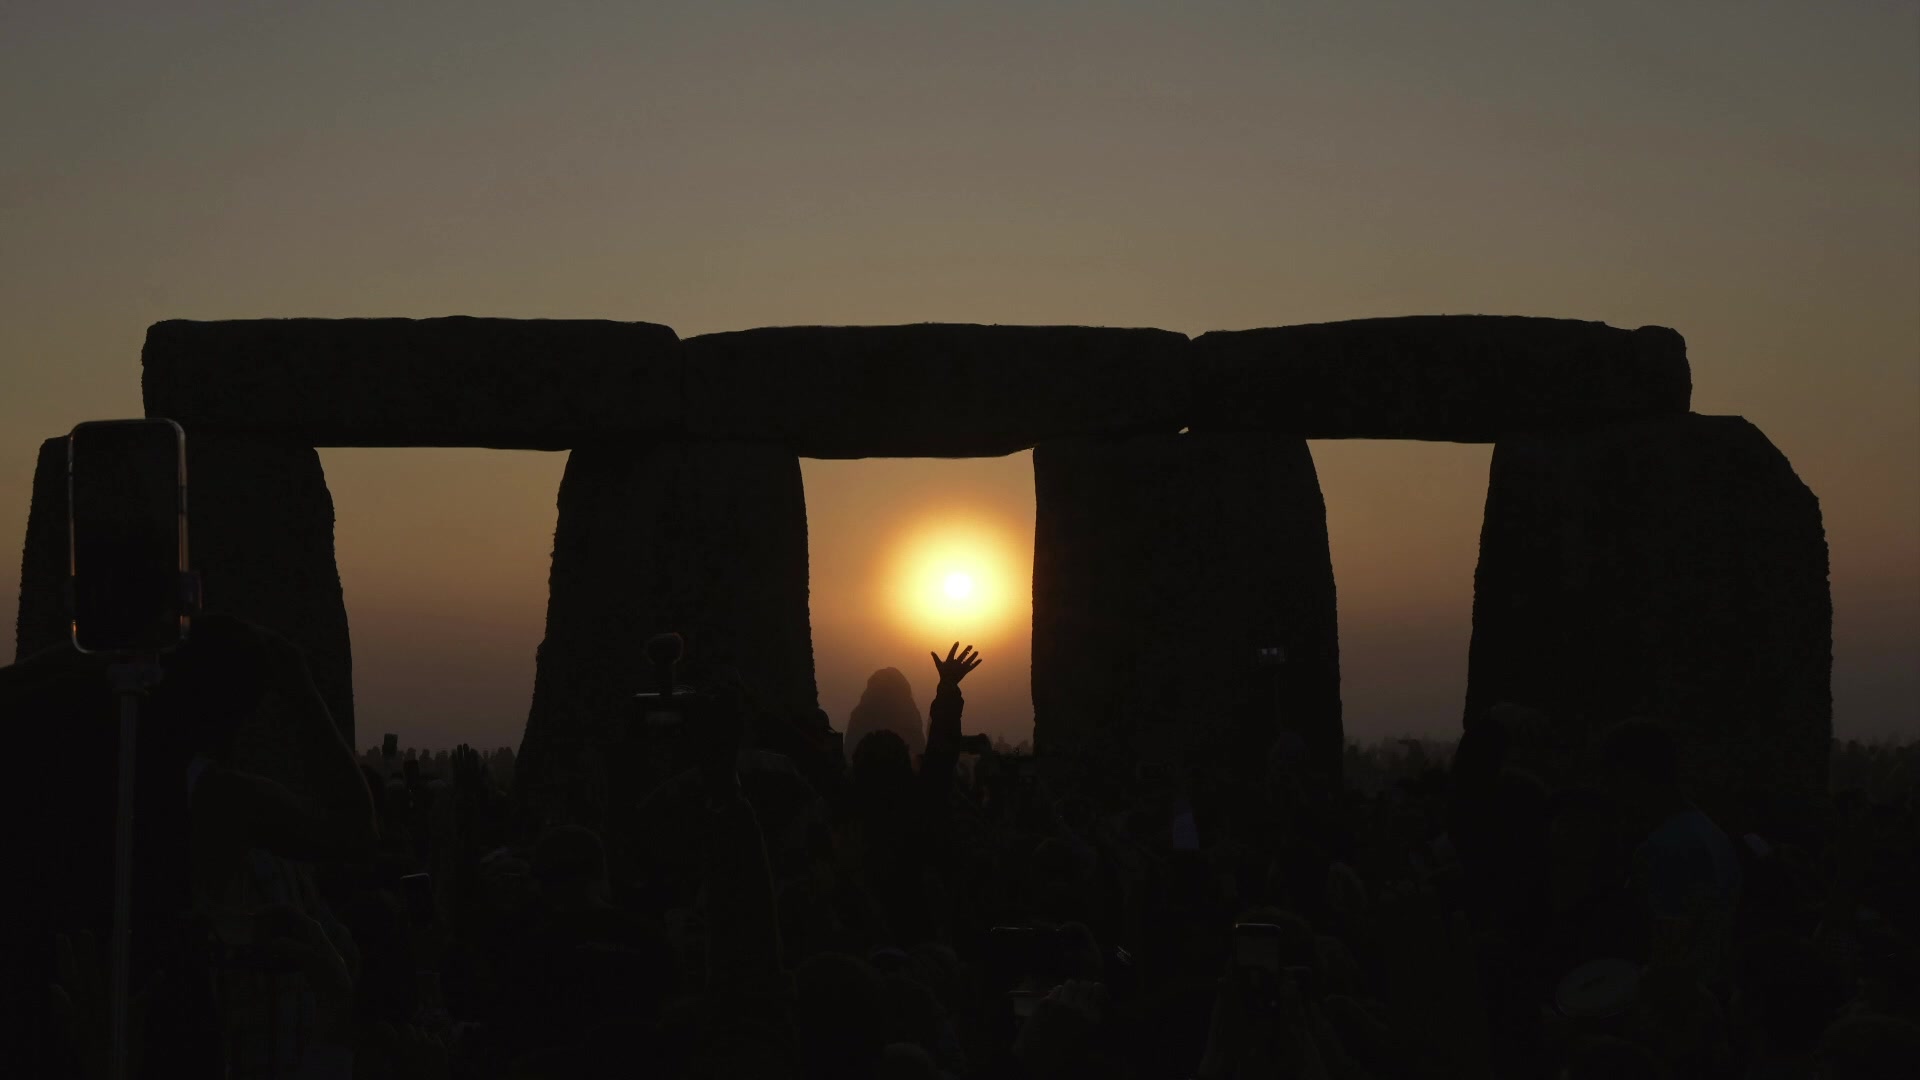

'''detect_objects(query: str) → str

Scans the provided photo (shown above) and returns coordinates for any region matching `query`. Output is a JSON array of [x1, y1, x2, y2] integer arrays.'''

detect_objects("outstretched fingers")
[[932, 642, 984, 682]]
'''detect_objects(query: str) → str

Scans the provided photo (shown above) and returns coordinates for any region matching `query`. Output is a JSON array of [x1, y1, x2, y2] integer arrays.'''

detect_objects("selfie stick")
[[68, 417, 193, 1080], [103, 574, 192, 1080], [105, 655, 163, 1080]]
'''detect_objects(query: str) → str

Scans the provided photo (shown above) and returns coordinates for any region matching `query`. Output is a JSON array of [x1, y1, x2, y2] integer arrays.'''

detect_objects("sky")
[[2, 2, 1915, 750]]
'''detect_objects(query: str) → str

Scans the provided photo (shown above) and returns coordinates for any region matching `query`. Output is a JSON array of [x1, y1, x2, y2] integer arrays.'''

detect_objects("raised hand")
[[929, 642, 984, 689]]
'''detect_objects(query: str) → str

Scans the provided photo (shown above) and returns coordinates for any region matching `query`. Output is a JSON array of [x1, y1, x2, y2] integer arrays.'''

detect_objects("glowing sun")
[[886, 517, 1023, 638]]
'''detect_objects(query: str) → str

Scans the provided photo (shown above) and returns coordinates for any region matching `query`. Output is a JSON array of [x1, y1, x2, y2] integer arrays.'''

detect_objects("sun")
[[886, 516, 1024, 640]]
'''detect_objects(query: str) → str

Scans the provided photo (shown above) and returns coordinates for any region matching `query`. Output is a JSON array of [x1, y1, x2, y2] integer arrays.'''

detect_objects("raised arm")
[[922, 642, 983, 788]]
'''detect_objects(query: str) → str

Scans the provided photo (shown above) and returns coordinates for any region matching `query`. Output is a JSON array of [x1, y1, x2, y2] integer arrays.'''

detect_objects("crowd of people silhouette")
[[5, 614, 1917, 1078]]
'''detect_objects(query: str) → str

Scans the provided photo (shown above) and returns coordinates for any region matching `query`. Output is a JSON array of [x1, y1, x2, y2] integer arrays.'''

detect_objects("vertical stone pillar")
[[13, 437, 69, 660], [14, 430, 355, 743], [1032, 431, 1342, 787], [517, 440, 817, 827], [187, 431, 355, 744], [1467, 413, 1831, 808]]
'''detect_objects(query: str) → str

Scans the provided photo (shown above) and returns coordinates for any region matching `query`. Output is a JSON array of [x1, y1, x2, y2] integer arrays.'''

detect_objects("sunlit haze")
[[810, 457, 1035, 748], [887, 515, 1024, 641], [2, 3, 1915, 751]]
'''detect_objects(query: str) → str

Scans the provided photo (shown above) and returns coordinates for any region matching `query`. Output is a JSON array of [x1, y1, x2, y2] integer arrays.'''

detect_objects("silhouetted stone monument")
[[180, 431, 355, 741], [517, 440, 816, 826], [13, 438, 69, 658], [15, 428, 354, 741], [1193, 316, 1689, 441], [11, 313, 1832, 820], [1466, 413, 1831, 808], [1033, 432, 1342, 786]]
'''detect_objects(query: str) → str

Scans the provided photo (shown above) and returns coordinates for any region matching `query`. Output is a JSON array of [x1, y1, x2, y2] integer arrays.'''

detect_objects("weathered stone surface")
[[1032, 432, 1342, 787], [15, 430, 355, 743], [516, 441, 816, 826], [684, 324, 1192, 457], [1466, 413, 1831, 808], [1191, 316, 1689, 442], [143, 318, 682, 449], [14, 437, 68, 659]]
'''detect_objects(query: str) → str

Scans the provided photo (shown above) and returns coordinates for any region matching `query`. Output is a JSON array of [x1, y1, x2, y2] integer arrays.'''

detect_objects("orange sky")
[[3, 3, 1915, 748]]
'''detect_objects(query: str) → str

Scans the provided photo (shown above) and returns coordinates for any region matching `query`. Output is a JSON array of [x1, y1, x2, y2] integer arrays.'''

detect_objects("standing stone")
[[517, 441, 816, 828], [185, 431, 356, 744], [1032, 432, 1341, 787], [1466, 413, 1831, 809], [14, 437, 69, 659], [14, 429, 354, 744]]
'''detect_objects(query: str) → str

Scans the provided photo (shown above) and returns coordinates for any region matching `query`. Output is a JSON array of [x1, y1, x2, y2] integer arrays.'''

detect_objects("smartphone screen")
[[1171, 805, 1201, 852], [68, 419, 187, 654]]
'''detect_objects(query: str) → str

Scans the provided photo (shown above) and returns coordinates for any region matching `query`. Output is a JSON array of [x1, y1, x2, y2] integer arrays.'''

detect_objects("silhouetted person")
[[793, 952, 889, 1079], [489, 825, 675, 1062], [1542, 786, 1648, 982], [844, 644, 982, 949], [1597, 718, 1742, 980], [847, 667, 925, 763], [1449, 703, 1557, 1077], [4, 612, 374, 1077]]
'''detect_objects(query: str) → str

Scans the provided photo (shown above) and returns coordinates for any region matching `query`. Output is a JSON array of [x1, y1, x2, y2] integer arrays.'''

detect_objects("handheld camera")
[[1232, 922, 1316, 1005], [68, 419, 195, 655], [632, 632, 708, 727]]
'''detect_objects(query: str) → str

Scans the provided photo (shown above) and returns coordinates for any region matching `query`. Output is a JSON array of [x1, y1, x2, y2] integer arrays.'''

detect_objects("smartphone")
[[1232, 923, 1284, 973], [991, 925, 1038, 964], [632, 632, 705, 726], [68, 419, 190, 654], [399, 872, 435, 925], [1171, 805, 1201, 852], [990, 924, 1052, 990]]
